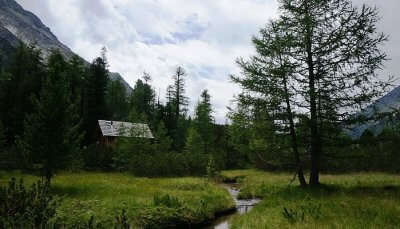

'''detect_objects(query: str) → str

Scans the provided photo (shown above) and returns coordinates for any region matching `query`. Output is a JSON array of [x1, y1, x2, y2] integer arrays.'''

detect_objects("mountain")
[[0, 0, 132, 93], [347, 86, 400, 139]]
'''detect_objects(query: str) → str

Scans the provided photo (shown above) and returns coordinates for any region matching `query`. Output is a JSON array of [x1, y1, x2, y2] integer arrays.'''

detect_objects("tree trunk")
[[305, 6, 321, 186], [283, 72, 307, 187]]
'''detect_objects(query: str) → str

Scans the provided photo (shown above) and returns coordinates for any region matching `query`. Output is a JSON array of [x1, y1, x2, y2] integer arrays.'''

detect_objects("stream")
[[205, 184, 261, 229]]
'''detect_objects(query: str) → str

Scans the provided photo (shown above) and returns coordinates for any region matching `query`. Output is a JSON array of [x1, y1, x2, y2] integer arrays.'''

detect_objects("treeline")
[[227, 100, 400, 174], [0, 43, 243, 181]]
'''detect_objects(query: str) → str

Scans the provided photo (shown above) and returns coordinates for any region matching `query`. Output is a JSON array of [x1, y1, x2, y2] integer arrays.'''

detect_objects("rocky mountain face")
[[347, 86, 400, 139], [0, 0, 132, 93]]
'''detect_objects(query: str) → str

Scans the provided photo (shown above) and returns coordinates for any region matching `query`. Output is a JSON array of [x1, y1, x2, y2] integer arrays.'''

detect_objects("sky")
[[16, 0, 400, 123]]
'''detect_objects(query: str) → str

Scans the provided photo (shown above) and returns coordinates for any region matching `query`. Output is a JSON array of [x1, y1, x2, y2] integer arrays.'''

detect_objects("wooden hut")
[[98, 120, 154, 146]]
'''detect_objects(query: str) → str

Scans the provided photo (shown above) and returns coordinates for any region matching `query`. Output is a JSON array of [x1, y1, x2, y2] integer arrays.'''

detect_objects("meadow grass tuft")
[[221, 170, 400, 229]]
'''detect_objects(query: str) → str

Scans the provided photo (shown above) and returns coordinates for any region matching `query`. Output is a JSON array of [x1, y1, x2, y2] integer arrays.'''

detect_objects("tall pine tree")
[[20, 50, 82, 182], [193, 89, 215, 153], [83, 52, 109, 144], [0, 43, 44, 145]]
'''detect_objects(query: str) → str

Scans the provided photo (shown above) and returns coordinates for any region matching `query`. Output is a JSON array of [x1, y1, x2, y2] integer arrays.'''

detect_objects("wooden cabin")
[[98, 120, 154, 146]]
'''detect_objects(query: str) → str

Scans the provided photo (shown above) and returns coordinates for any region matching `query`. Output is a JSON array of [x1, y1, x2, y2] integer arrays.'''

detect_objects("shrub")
[[0, 178, 58, 228]]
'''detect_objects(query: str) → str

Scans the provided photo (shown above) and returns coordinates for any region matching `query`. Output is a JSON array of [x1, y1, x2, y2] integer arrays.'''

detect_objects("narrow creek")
[[205, 183, 261, 229]]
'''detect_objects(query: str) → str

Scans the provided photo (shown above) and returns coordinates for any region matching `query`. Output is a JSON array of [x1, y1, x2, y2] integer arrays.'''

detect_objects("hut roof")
[[98, 120, 154, 139]]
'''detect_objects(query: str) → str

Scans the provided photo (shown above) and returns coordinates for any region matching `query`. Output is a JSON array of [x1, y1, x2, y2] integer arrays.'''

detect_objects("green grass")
[[0, 171, 234, 228], [221, 170, 400, 229]]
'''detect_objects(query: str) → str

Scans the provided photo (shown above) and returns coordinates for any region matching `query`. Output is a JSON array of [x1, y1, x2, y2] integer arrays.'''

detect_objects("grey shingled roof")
[[98, 120, 154, 139]]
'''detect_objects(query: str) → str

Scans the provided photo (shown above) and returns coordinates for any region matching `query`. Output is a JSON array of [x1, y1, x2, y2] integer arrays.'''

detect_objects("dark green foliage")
[[248, 109, 291, 170], [106, 80, 129, 120], [154, 121, 172, 153], [329, 127, 400, 173], [0, 178, 58, 228], [226, 104, 252, 169], [360, 129, 375, 146], [166, 66, 189, 151], [0, 43, 45, 145], [193, 89, 215, 153], [184, 127, 208, 175], [66, 55, 87, 105], [129, 77, 155, 123], [83, 55, 109, 145], [0, 121, 5, 151], [83, 144, 114, 171], [19, 50, 82, 181]]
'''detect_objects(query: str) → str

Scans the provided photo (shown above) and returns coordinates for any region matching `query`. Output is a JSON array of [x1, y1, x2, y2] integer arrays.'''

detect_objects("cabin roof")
[[98, 120, 154, 139]]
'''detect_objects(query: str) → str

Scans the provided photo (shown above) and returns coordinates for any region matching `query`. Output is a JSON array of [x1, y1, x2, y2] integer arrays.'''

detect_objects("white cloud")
[[15, 0, 400, 123]]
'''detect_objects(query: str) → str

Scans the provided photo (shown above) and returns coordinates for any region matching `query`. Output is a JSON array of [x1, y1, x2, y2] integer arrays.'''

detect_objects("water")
[[205, 184, 261, 229]]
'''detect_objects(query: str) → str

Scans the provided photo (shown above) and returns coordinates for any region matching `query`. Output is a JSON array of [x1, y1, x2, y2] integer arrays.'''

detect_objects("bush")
[[0, 178, 58, 228]]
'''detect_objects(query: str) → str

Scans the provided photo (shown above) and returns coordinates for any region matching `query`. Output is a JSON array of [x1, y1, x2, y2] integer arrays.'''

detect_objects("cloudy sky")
[[16, 0, 400, 123]]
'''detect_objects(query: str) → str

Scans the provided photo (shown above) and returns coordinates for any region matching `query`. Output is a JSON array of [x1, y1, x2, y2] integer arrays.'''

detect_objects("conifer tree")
[[194, 89, 215, 153], [0, 43, 44, 145], [21, 51, 82, 182], [154, 121, 172, 153], [83, 52, 109, 144], [129, 76, 155, 123], [106, 80, 129, 120], [167, 67, 189, 151], [233, 0, 388, 186]]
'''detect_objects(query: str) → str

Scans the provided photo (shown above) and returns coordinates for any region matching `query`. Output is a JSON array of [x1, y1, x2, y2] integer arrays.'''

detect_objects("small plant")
[[0, 177, 59, 228], [206, 155, 219, 180], [300, 202, 322, 220], [282, 202, 323, 223], [282, 207, 304, 223], [115, 209, 130, 229], [153, 193, 182, 208]]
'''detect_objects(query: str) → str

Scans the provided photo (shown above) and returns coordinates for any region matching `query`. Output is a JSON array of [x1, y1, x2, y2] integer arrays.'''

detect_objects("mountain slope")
[[348, 86, 400, 138], [0, 0, 132, 93]]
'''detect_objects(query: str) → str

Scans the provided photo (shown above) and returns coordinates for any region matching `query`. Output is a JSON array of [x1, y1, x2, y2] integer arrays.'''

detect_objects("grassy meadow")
[[1, 170, 400, 228], [0, 171, 234, 228], [221, 170, 400, 229]]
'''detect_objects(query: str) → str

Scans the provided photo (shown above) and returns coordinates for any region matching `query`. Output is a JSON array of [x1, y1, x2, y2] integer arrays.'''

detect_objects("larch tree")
[[233, 0, 389, 186], [232, 19, 307, 186]]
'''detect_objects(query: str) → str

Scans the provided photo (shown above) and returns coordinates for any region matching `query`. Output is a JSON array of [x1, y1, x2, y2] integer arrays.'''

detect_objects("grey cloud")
[[353, 0, 400, 80]]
